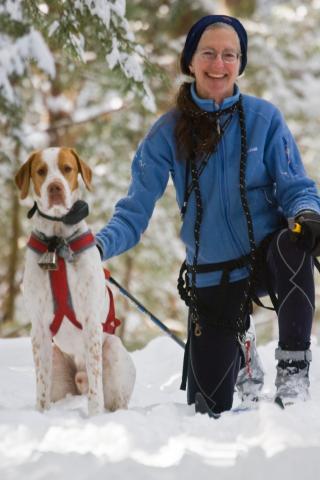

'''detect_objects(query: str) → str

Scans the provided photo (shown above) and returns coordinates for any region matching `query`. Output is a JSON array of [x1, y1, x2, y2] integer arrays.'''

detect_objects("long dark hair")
[[174, 82, 220, 161]]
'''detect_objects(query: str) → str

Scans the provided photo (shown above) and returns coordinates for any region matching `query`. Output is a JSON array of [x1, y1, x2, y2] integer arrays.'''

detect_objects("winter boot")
[[236, 316, 265, 402], [274, 347, 312, 408]]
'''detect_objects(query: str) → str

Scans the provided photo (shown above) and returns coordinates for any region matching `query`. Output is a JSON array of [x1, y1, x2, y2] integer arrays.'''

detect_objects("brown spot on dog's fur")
[[58, 148, 92, 192], [15, 151, 44, 199]]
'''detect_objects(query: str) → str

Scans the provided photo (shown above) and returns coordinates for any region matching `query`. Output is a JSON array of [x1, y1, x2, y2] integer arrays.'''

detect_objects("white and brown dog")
[[15, 147, 135, 415]]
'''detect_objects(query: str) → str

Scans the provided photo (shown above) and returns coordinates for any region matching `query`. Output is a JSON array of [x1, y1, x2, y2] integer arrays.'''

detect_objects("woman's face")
[[189, 27, 241, 104]]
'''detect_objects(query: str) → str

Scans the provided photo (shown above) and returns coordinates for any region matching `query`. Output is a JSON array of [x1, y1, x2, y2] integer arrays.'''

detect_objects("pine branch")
[[28, 103, 130, 135]]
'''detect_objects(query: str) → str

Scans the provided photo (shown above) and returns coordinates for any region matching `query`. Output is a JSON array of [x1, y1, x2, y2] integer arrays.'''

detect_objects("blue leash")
[[109, 276, 186, 349]]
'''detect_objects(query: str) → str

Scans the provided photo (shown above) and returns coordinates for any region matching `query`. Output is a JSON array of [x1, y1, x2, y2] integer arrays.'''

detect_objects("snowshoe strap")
[[275, 348, 312, 362]]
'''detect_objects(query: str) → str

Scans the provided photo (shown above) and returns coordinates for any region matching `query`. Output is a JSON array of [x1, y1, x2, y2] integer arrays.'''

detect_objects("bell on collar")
[[38, 251, 58, 270]]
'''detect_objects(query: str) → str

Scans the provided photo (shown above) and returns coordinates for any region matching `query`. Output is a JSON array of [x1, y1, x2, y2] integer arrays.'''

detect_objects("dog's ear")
[[15, 152, 38, 199], [70, 149, 92, 191]]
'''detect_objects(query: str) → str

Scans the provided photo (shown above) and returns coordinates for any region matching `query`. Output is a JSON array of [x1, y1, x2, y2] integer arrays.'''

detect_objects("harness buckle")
[[38, 250, 58, 270]]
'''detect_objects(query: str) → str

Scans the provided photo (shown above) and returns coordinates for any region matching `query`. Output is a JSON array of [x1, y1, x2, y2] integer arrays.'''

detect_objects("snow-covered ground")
[[1, 335, 320, 479]]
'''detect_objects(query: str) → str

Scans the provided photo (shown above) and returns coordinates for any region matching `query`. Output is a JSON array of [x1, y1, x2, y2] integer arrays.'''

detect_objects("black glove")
[[293, 211, 320, 257]]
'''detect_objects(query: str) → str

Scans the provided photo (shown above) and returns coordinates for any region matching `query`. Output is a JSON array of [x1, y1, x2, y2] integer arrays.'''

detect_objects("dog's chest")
[[24, 247, 108, 364]]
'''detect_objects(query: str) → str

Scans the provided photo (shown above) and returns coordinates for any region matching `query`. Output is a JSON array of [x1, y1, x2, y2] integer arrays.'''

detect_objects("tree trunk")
[[224, 0, 256, 16], [46, 63, 75, 147], [2, 143, 21, 325]]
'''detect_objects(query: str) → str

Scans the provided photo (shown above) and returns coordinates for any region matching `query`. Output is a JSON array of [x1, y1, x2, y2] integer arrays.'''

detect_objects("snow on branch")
[[0, 0, 155, 112], [0, 0, 23, 21], [0, 29, 55, 103], [73, 0, 155, 111], [74, 0, 126, 26]]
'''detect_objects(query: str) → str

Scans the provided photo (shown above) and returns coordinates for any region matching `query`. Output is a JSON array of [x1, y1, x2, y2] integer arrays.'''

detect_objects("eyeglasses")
[[196, 48, 241, 64]]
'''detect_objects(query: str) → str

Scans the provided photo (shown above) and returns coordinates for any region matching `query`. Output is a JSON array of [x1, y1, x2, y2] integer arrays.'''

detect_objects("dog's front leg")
[[83, 323, 104, 416], [31, 322, 53, 412]]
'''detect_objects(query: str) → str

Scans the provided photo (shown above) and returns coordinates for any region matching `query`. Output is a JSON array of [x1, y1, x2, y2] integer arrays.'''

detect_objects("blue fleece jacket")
[[96, 83, 320, 287]]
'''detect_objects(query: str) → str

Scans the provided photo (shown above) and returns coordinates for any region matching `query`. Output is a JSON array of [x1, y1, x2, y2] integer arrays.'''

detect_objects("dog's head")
[[15, 147, 92, 215]]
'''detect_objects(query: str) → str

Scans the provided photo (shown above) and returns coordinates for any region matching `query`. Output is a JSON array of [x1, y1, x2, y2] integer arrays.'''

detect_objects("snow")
[[0, 0, 23, 21], [69, 33, 86, 62], [0, 29, 55, 102], [73, 0, 125, 28], [46, 95, 73, 114], [1, 335, 320, 479], [1, 0, 155, 114]]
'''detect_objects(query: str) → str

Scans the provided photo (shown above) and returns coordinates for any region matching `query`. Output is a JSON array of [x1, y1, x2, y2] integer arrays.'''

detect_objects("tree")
[[241, 0, 320, 181]]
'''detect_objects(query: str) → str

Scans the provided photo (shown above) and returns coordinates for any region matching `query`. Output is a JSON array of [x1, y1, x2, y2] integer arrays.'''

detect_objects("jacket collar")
[[190, 82, 240, 112]]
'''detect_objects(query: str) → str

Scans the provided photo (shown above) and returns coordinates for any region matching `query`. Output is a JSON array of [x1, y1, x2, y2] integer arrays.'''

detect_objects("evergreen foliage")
[[243, 0, 320, 180]]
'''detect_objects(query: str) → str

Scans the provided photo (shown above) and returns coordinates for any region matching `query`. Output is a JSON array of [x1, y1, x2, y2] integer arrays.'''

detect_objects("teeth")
[[207, 74, 225, 78]]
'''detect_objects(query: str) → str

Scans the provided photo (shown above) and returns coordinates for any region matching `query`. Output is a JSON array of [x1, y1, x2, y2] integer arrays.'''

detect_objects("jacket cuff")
[[294, 209, 319, 219], [95, 238, 104, 260]]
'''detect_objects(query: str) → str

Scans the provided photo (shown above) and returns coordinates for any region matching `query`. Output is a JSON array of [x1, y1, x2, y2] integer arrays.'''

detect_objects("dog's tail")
[[75, 371, 89, 395]]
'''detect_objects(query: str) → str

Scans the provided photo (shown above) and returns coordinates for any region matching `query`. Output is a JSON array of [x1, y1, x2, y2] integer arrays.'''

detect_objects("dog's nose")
[[47, 181, 65, 206], [48, 182, 63, 195]]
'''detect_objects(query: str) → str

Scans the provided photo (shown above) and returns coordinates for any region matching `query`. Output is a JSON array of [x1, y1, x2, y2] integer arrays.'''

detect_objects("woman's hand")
[[293, 211, 320, 257]]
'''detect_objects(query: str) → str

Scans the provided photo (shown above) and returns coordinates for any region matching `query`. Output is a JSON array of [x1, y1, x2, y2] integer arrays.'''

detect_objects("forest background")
[[1, 0, 320, 350]]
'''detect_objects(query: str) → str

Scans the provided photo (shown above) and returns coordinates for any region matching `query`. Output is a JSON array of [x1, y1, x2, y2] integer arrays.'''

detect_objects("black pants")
[[187, 229, 315, 414]]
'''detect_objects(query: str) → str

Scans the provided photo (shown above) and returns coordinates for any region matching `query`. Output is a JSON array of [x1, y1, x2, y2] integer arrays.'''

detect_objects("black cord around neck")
[[178, 95, 257, 340]]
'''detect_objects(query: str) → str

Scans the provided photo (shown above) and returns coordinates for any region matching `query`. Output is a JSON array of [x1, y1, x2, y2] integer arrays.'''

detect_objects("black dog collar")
[[27, 200, 89, 225]]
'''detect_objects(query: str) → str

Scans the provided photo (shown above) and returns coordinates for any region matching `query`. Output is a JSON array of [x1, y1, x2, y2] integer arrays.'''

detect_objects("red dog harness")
[[27, 231, 120, 336]]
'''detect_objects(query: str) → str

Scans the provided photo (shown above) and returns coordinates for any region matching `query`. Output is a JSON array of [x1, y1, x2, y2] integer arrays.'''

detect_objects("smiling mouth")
[[206, 73, 227, 79]]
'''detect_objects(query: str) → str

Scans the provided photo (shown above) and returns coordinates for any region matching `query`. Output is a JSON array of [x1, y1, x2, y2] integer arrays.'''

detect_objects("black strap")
[[186, 255, 250, 274], [260, 265, 279, 311], [251, 292, 278, 312], [180, 327, 191, 390], [249, 231, 279, 312], [184, 252, 279, 312]]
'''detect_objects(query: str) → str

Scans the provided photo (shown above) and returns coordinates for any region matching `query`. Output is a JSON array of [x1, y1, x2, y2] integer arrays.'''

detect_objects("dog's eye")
[[63, 165, 73, 173], [37, 168, 46, 177]]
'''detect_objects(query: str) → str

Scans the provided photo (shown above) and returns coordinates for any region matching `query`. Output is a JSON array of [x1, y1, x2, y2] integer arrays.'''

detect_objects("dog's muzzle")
[[48, 181, 66, 207]]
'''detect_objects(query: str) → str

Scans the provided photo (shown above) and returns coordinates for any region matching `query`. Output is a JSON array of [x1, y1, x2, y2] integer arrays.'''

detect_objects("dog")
[[15, 147, 136, 415]]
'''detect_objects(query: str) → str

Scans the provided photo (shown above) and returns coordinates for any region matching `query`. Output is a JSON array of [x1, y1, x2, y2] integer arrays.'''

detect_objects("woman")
[[96, 15, 320, 415]]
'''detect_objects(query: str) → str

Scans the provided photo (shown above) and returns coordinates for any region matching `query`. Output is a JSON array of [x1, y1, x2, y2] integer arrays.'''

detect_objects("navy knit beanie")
[[181, 15, 248, 75]]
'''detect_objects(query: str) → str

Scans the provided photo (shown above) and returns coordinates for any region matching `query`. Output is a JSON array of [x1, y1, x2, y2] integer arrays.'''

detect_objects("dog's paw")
[[36, 398, 50, 412], [88, 398, 104, 416]]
